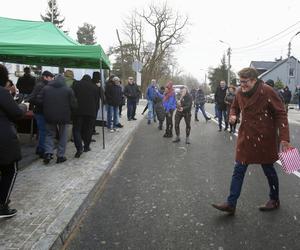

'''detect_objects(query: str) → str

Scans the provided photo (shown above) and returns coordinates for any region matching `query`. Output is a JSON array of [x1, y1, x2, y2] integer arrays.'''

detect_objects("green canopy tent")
[[0, 17, 110, 69], [0, 16, 111, 148]]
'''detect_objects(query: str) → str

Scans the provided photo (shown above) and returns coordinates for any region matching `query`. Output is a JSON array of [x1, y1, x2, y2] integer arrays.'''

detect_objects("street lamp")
[[199, 68, 207, 84], [287, 32, 300, 85], [219, 40, 232, 86]]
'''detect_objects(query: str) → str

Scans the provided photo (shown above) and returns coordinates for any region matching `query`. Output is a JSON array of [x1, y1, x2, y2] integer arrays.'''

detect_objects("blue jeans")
[[214, 104, 219, 117], [34, 113, 46, 153], [195, 104, 209, 119], [227, 162, 279, 207], [107, 105, 119, 129], [127, 99, 137, 120], [217, 108, 228, 129], [147, 100, 156, 122]]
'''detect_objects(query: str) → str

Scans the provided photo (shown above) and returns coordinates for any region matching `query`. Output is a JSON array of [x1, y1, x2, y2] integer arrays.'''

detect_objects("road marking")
[[206, 112, 300, 179]]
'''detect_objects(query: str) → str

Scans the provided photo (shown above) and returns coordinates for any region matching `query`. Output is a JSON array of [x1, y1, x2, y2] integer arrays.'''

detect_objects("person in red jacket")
[[212, 67, 292, 215]]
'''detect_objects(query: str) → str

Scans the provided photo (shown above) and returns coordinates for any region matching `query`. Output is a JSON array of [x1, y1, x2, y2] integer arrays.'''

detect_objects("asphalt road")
[[65, 110, 300, 250]]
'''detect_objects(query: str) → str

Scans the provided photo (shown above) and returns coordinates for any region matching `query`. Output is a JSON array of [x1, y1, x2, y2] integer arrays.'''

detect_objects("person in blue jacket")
[[146, 79, 157, 124], [156, 81, 176, 137]]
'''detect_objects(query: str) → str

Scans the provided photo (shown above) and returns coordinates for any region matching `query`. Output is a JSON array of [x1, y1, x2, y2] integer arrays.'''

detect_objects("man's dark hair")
[[82, 74, 92, 82], [238, 67, 259, 80], [0, 64, 9, 87], [42, 70, 54, 78], [24, 67, 31, 74], [92, 71, 100, 83]]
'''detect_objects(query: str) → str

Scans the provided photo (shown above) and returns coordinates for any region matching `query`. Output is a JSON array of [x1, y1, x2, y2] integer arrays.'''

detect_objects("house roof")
[[250, 61, 276, 70], [258, 57, 300, 78]]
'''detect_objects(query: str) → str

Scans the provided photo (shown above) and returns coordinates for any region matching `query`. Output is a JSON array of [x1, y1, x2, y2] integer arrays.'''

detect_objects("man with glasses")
[[212, 67, 291, 215], [124, 77, 140, 121]]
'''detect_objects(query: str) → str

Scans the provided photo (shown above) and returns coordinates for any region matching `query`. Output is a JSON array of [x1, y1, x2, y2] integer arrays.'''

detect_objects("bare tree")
[[122, 2, 189, 91]]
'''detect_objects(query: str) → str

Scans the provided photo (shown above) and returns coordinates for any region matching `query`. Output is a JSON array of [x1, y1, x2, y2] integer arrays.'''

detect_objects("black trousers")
[[0, 162, 18, 205], [175, 111, 191, 137], [165, 110, 174, 135], [73, 115, 95, 152]]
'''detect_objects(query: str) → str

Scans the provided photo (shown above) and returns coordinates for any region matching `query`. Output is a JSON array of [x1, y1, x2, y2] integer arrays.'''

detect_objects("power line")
[[233, 27, 300, 54], [232, 21, 300, 51]]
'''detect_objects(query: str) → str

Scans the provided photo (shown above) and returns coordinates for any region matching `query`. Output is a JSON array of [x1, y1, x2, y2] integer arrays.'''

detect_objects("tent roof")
[[0, 17, 110, 69]]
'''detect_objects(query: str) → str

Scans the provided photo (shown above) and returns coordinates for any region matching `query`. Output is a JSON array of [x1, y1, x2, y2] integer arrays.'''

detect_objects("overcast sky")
[[1, 0, 300, 82]]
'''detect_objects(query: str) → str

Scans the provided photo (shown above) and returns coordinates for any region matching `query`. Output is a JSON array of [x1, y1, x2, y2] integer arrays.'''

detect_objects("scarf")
[[163, 82, 174, 102], [242, 81, 259, 97]]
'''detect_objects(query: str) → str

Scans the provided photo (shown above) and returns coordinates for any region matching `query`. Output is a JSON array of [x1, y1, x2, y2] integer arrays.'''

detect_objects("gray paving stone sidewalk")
[[0, 105, 146, 250]]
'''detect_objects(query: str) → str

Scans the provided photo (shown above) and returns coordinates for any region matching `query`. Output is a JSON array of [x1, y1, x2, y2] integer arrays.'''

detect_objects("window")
[[289, 68, 295, 77]]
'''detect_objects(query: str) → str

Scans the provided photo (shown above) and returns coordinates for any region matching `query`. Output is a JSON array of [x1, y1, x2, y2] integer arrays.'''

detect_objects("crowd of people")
[[0, 62, 295, 219], [145, 79, 205, 144], [0, 63, 142, 218]]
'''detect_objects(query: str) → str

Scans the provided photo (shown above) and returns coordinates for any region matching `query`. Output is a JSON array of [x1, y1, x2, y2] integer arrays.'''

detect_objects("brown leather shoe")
[[259, 200, 280, 211], [212, 203, 235, 215]]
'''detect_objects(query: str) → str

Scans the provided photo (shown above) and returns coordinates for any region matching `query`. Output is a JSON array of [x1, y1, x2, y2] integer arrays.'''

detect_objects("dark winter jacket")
[[124, 83, 140, 100], [153, 92, 166, 122], [16, 74, 36, 95], [282, 88, 292, 104], [224, 92, 236, 106], [195, 89, 206, 105], [178, 93, 193, 113], [0, 86, 26, 165], [215, 86, 227, 111], [28, 79, 49, 114], [105, 82, 123, 107], [73, 75, 100, 118], [39, 75, 77, 124]]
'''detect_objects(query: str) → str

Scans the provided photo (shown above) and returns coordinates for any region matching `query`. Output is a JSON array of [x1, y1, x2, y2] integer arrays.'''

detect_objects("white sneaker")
[[109, 129, 115, 133], [114, 128, 119, 132]]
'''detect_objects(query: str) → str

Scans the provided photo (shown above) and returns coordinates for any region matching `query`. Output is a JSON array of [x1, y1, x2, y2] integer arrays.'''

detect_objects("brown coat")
[[230, 81, 289, 164]]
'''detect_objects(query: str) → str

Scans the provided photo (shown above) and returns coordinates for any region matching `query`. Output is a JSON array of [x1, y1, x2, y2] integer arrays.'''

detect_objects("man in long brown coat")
[[212, 67, 291, 215]]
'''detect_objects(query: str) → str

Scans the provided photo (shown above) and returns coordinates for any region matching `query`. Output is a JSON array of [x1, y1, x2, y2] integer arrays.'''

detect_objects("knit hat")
[[64, 70, 74, 79], [265, 79, 274, 87]]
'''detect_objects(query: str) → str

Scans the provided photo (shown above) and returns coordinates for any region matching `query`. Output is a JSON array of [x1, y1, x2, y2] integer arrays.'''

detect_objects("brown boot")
[[259, 200, 280, 211], [212, 203, 235, 215]]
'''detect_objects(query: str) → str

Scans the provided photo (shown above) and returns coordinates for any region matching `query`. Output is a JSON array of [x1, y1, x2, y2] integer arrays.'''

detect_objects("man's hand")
[[177, 107, 183, 112], [281, 141, 292, 152], [229, 115, 237, 124]]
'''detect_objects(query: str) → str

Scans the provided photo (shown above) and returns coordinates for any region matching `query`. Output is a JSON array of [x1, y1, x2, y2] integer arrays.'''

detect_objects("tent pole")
[[100, 60, 105, 149]]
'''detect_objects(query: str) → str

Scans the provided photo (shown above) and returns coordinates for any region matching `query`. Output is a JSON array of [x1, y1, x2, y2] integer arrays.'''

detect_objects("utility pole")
[[287, 32, 300, 85], [219, 40, 231, 86], [227, 47, 231, 85], [287, 41, 291, 58]]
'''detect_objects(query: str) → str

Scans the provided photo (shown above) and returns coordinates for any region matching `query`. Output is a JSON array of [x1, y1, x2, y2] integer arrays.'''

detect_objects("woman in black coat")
[[0, 64, 27, 218]]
